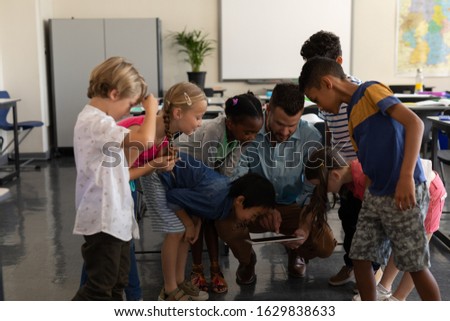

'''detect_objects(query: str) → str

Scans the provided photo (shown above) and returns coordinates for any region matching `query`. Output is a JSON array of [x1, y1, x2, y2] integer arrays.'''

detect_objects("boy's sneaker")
[[352, 284, 392, 301], [328, 266, 354, 286], [178, 280, 209, 301]]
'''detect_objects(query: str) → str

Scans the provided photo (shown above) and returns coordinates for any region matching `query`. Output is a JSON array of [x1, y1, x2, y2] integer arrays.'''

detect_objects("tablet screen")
[[246, 235, 304, 244]]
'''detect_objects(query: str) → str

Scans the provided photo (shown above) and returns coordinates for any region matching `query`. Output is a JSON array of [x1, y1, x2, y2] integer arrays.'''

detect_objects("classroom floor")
[[0, 156, 449, 301]]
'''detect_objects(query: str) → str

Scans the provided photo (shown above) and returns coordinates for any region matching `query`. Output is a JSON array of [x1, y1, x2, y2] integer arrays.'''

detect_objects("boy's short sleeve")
[[368, 83, 402, 115], [91, 116, 130, 147]]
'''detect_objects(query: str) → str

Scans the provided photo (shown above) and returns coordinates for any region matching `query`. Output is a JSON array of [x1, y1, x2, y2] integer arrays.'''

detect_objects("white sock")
[[377, 283, 391, 294]]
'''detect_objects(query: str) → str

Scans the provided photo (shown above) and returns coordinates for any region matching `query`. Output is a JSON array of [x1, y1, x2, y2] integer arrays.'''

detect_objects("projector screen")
[[220, 0, 353, 82]]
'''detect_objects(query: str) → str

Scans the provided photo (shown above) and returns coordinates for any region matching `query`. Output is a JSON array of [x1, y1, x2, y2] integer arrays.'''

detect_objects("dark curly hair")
[[300, 30, 342, 61]]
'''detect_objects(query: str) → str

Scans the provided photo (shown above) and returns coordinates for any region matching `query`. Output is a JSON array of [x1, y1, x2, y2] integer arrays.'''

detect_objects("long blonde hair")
[[162, 82, 206, 145]]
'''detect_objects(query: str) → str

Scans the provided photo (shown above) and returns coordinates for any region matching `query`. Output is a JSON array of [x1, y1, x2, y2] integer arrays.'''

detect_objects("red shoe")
[[210, 270, 228, 294], [190, 264, 209, 292]]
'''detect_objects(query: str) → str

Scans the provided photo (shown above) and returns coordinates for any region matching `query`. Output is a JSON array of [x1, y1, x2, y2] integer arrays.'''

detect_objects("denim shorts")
[[349, 183, 430, 272]]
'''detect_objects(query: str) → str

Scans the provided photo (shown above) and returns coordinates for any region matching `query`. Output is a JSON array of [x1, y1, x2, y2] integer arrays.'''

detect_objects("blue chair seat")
[[0, 91, 44, 164], [0, 120, 44, 131]]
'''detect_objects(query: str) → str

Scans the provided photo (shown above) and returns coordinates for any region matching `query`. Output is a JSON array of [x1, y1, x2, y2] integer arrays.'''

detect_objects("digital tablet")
[[246, 235, 304, 245]]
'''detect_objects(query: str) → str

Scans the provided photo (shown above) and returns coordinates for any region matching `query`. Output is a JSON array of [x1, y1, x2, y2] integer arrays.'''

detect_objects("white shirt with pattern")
[[73, 105, 138, 241]]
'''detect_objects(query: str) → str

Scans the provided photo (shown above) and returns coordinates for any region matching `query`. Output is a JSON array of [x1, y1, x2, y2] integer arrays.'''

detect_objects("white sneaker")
[[352, 284, 392, 301]]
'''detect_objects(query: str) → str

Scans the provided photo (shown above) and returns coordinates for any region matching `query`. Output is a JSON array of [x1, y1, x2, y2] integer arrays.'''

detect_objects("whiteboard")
[[220, 0, 353, 81]]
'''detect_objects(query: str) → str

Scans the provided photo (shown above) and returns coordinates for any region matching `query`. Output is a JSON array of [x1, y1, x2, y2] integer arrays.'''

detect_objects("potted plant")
[[170, 28, 215, 89]]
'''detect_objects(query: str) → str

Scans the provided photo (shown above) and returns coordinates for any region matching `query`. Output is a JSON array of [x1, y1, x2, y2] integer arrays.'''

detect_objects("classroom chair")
[[0, 90, 44, 169], [203, 87, 214, 97]]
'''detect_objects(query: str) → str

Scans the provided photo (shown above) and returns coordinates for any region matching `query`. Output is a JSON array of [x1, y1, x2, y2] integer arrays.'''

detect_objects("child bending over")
[[175, 92, 263, 294], [140, 153, 276, 301], [126, 81, 208, 300], [299, 57, 440, 300]]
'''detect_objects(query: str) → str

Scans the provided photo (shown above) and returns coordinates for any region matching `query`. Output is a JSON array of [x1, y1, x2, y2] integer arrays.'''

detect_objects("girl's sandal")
[[179, 280, 209, 301], [191, 264, 209, 292], [210, 270, 228, 294], [158, 287, 191, 301]]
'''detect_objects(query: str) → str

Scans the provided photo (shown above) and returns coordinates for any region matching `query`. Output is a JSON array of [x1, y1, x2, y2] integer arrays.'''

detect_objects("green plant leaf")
[[170, 28, 215, 72]]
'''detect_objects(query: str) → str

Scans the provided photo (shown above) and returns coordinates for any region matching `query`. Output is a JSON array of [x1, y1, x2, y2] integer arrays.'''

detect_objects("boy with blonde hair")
[[72, 57, 158, 300]]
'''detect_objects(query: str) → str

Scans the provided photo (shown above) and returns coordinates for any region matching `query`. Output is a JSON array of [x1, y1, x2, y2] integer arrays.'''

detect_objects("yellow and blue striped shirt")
[[347, 81, 425, 196]]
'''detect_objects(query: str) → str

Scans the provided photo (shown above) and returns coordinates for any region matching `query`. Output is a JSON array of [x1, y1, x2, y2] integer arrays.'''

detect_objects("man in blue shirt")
[[217, 83, 337, 285]]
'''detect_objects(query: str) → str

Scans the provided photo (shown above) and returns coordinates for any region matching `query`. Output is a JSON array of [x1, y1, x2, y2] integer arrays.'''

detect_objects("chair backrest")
[[0, 91, 12, 128], [203, 87, 214, 97], [0, 90, 10, 99]]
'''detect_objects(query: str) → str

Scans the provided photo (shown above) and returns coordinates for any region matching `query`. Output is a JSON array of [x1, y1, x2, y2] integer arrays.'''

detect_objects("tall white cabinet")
[[48, 18, 162, 153]]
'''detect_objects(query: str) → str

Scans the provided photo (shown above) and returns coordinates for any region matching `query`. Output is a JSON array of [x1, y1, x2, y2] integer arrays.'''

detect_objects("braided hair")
[[162, 82, 206, 148]]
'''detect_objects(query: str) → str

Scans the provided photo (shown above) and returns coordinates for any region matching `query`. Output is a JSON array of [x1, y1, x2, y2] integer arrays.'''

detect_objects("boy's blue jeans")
[[125, 241, 142, 300]]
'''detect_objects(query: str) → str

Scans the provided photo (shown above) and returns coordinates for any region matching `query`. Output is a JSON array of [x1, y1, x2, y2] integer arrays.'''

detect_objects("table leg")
[[431, 126, 439, 171], [11, 102, 20, 178]]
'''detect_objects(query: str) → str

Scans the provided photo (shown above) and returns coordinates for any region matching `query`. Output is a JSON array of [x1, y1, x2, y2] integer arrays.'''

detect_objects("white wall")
[[353, 0, 449, 90], [0, 0, 51, 156], [0, 35, 3, 89], [1, 0, 449, 155]]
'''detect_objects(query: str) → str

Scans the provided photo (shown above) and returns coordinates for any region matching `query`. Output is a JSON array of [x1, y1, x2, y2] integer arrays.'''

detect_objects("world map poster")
[[396, 0, 450, 76]]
